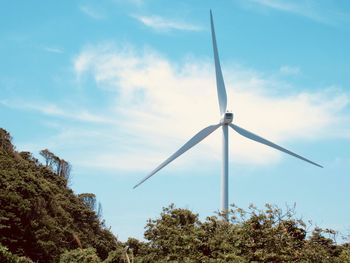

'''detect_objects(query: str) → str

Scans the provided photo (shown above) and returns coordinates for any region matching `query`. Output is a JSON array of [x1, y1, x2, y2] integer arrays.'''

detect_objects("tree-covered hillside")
[[1, 127, 350, 262], [0, 128, 117, 262]]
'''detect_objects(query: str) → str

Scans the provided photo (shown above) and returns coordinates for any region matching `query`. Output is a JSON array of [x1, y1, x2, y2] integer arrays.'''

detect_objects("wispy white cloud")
[[245, 0, 349, 25], [0, 100, 114, 124], [80, 5, 105, 20], [69, 43, 349, 171], [250, 0, 310, 14], [279, 65, 300, 76], [43, 46, 64, 54], [132, 14, 203, 31]]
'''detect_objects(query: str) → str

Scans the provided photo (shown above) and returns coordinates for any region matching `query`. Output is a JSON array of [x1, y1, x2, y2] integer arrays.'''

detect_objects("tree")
[[39, 149, 55, 168], [144, 204, 202, 262], [225, 204, 308, 262], [39, 149, 72, 182], [104, 246, 133, 263], [57, 159, 71, 181], [59, 248, 101, 263], [78, 193, 97, 211], [0, 128, 14, 154], [301, 227, 343, 262], [97, 202, 103, 220]]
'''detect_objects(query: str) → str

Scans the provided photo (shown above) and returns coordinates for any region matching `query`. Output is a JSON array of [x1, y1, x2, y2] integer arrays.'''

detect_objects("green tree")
[[39, 149, 71, 181], [59, 248, 101, 263], [301, 227, 343, 263], [104, 246, 133, 263], [0, 128, 14, 154], [141, 204, 246, 262], [79, 193, 97, 211], [228, 204, 307, 262], [144, 204, 202, 262]]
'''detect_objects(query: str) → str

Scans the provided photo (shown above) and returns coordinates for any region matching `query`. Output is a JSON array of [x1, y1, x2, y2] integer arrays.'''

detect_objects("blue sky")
[[1, 0, 350, 241]]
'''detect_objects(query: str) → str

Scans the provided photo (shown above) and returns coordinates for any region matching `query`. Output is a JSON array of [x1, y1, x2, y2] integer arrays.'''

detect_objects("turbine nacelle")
[[220, 112, 233, 125]]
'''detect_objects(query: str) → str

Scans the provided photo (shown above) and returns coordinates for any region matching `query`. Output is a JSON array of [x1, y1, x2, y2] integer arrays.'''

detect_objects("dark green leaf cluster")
[[59, 248, 101, 263], [0, 243, 33, 263]]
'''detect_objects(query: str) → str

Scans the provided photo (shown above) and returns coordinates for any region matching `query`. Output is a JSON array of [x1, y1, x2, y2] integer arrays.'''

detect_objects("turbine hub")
[[220, 112, 233, 125]]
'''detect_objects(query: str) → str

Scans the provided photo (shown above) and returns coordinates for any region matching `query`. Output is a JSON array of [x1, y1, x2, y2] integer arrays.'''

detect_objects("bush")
[[104, 247, 130, 263], [59, 248, 101, 263]]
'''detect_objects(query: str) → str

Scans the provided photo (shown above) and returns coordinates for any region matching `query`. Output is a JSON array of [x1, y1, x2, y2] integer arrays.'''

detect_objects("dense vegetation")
[[1, 128, 350, 262], [0, 129, 117, 262]]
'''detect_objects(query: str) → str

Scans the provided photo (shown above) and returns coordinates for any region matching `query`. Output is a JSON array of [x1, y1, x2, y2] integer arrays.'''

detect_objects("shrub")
[[59, 248, 101, 263]]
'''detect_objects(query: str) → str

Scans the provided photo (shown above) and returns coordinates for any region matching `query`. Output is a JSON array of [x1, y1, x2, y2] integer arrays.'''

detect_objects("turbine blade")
[[229, 123, 323, 168], [133, 123, 222, 189], [210, 10, 227, 115]]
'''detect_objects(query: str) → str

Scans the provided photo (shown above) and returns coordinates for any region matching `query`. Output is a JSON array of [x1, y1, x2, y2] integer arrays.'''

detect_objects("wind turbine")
[[133, 11, 323, 218]]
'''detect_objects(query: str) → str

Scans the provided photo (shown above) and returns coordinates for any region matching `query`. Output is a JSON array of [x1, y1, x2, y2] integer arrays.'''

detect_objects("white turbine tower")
[[133, 11, 323, 219]]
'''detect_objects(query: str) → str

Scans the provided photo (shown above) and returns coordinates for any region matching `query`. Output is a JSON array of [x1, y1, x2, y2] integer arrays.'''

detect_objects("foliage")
[[39, 148, 71, 182], [227, 203, 307, 262], [0, 129, 14, 154], [0, 243, 33, 263], [104, 246, 132, 263], [0, 243, 18, 263], [78, 193, 103, 219], [337, 246, 350, 263], [16, 256, 34, 263], [0, 128, 117, 262], [59, 248, 101, 263], [139, 204, 246, 262], [144, 204, 202, 261], [130, 204, 350, 263]]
